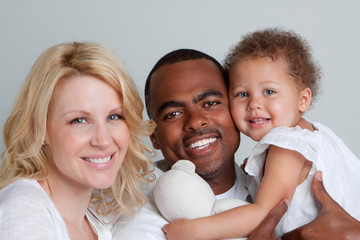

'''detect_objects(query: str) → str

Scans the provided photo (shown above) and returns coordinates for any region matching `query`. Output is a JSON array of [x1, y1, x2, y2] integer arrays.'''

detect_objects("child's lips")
[[249, 118, 270, 124]]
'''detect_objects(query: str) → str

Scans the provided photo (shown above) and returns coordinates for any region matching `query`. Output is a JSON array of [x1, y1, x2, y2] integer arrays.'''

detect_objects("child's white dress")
[[245, 121, 360, 237]]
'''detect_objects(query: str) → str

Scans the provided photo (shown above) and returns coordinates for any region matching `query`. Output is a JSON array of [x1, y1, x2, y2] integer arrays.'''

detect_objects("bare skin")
[[248, 199, 289, 240]]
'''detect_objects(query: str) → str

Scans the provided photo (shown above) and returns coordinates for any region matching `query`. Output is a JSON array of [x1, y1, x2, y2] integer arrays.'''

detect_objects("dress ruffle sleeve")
[[244, 126, 320, 185]]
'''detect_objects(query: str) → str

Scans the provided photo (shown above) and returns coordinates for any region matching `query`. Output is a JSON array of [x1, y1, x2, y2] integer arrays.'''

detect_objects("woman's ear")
[[299, 87, 312, 113], [150, 131, 160, 150]]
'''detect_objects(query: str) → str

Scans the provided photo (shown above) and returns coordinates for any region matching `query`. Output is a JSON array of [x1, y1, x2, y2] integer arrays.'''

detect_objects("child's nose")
[[247, 97, 262, 111]]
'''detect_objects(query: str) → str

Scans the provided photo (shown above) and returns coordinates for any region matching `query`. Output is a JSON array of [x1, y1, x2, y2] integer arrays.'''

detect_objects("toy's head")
[[154, 160, 249, 222], [154, 160, 216, 222]]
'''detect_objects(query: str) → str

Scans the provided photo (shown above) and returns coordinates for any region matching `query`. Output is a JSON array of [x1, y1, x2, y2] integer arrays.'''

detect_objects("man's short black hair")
[[144, 49, 226, 118]]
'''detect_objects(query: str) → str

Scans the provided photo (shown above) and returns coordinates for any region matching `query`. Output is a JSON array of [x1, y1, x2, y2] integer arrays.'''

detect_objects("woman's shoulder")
[[0, 179, 70, 239], [0, 179, 52, 210], [1, 179, 44, 197]]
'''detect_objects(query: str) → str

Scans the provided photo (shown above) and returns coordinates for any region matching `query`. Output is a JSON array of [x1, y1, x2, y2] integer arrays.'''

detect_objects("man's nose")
[[183, 110, 208, 131]]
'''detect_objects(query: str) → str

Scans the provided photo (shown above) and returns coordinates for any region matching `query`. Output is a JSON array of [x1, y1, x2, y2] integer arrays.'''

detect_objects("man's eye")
[[70, 118, 87, 124], [264, 89, 275, 96], [164, 111, 181, 120], [204, 101, 219, 107]]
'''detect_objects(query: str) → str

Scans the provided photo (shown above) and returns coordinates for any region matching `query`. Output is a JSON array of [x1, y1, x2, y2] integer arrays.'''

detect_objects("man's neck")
[[203, 164, 236, 195], [155, 159, 171, 172]]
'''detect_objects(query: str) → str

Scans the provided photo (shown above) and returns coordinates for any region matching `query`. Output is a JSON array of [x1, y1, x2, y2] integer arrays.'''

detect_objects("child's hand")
[[162, 219, 198, 240]]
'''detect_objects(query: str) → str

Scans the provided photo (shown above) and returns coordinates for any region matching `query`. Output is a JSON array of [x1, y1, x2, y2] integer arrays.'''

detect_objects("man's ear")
[[150, 132, 160, 150], [299, 87, 312, 113]]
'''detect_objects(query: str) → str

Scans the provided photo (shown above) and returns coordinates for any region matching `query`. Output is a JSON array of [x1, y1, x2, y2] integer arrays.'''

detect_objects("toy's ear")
[[150, 131, 160, 150], [299, 87, 312, 113]]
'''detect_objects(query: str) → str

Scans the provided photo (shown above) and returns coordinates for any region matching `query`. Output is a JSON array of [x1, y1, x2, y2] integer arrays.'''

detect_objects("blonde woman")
[[0, 42, 155, 239]]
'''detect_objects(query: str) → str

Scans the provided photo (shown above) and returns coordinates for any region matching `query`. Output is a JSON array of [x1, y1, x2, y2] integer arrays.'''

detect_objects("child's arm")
[[163, 146, 311, 240]]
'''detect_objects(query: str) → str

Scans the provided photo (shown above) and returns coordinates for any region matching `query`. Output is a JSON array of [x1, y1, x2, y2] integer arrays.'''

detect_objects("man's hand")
[[248, 199, 289, 240], [282, 171, 360, 240]]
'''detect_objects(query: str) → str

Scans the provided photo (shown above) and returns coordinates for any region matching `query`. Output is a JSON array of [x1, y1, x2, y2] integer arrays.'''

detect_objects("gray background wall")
[[1, 0, 359, 164]]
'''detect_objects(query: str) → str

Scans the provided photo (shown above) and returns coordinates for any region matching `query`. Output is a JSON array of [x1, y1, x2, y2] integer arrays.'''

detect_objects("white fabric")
[[112, 163, 250, 240], [0, 179, 111, 240], [154, 160, 217, 222], [245, 121, 360, 237]]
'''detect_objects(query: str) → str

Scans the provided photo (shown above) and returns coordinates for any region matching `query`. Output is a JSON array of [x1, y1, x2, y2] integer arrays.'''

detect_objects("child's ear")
[[299, 87, 312, 113], [150, 131, 160, 150]]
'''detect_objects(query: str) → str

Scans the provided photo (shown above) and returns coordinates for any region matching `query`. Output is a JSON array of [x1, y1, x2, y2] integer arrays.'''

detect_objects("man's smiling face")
[[148, 59, 240, 179]]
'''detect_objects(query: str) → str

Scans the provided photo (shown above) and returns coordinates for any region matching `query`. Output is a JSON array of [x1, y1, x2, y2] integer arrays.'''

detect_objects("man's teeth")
[[189, 138, 217, 150], [251, 118, 268, 124], [85, 156, 111, 164]]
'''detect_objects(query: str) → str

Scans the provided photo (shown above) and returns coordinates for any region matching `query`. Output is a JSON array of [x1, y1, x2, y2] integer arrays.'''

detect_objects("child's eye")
[[70, 118, 87, 124], [264, 90, 275, 96], [238, 92, 248, 98]]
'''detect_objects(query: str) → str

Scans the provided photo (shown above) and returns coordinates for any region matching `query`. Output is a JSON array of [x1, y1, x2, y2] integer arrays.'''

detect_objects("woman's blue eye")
[[108, 114, 123, 121], [264, 90, 275, 95], [70, 118, 86, 124]]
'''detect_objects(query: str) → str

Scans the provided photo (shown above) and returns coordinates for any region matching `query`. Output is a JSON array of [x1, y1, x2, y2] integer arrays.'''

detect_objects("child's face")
[[229, 57, 309, 141]]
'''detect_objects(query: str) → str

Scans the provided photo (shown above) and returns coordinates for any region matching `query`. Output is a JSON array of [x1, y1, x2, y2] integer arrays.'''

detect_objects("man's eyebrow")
[[194, 90, 224, 103], [157, 101, 185, 116]]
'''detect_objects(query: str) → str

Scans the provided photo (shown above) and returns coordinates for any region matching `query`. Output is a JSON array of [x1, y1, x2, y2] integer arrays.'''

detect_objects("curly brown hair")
[[224, 27, 321, 102]]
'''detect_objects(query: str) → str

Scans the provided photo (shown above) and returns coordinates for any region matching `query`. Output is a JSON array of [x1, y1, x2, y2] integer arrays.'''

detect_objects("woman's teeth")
[[84, 156, 111, 164]]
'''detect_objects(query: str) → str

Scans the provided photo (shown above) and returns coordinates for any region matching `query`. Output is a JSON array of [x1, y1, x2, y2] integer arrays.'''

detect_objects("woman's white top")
[[245, 121, 360, 236], [0, 179, 111, 239]]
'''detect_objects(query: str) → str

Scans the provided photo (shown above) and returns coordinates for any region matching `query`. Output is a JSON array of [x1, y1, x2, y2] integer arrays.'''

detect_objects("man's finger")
[[311, 171, 332, 210], [248, 200, 288, 240], [261, 199, 289, 231]]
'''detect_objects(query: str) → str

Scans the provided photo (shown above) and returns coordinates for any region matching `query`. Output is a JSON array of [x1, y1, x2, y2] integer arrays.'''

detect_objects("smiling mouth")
[[189, 137, 217, 150], [250, 118, 270, 124], [83, 155, 112, 164]]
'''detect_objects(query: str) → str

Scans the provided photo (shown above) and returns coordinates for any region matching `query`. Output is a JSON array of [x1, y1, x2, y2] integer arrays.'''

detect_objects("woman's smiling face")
[[45, 75, 130, 190]]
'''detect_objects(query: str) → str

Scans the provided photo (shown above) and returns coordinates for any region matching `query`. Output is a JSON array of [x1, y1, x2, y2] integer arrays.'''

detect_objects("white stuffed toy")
[[154, 160, 249, 222]]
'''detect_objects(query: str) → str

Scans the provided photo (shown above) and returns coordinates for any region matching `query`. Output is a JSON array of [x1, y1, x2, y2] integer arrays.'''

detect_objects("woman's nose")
[[90, 124, 112, 149]]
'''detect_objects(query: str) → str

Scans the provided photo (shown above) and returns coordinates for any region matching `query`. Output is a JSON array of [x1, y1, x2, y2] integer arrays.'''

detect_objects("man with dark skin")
[[146, 54, 243, 196], [112, 49, 360, 239]]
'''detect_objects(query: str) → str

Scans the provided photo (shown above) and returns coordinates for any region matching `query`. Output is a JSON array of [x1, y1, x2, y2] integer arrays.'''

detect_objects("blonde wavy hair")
[[0, 42, 155, 221]]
